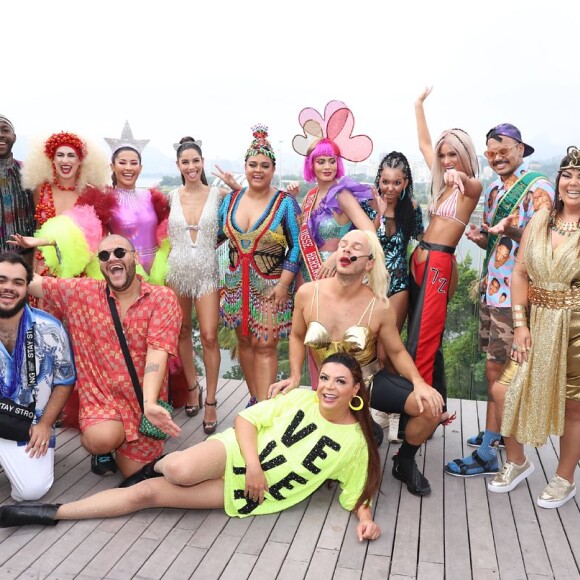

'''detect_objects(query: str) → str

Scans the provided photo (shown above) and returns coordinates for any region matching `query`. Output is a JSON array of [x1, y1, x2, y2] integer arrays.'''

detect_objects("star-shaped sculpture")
[[104, 121, 150, 154]]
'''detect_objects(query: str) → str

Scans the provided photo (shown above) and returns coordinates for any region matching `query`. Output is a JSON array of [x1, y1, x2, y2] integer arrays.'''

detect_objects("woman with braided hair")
[[362, 151, 424, 441]]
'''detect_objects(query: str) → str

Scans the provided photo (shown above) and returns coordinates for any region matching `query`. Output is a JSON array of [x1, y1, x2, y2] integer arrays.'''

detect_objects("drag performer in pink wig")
[[292, 101, 376, 387]]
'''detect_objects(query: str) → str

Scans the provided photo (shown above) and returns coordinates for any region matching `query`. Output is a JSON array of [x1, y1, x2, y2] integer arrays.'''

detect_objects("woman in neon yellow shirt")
[[0, 353, 382, 541]]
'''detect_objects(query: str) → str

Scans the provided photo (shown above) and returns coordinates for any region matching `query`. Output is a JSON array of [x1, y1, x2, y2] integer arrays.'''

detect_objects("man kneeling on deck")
[[0, 253, 75, 500], [270, 230, 444, 496], [23, 235, 182, 480]]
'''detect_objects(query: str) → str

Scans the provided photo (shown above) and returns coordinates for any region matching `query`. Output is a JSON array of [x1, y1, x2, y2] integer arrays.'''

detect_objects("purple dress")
[[108, 187, 159, 274]]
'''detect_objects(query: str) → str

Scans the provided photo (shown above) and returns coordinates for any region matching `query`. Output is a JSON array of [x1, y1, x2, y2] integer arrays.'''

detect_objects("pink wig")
[[303, 138, 345, 182]]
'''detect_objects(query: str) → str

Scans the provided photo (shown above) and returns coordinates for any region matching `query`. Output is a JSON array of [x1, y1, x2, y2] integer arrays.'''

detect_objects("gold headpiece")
[[559, 146, 580, 171]]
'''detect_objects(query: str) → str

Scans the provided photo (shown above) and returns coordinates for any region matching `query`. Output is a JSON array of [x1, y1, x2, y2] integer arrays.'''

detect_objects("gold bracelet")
[[512, 305, 527, 312], [512, 320, 528, 328], [278, 282, 290, 290]]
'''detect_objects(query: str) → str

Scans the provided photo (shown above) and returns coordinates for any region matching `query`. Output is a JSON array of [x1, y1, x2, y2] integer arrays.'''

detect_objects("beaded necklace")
[[34, 182, 57, 225], [0, 308, 32, 399], [551, 215, 579, 237]]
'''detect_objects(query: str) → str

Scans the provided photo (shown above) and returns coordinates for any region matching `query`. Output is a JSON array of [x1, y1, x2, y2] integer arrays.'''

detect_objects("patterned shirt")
[[0, 156, 34, 253], [0, 305, 76, 444], [483, 163, 554, 307], [41, 277, 180, 441]]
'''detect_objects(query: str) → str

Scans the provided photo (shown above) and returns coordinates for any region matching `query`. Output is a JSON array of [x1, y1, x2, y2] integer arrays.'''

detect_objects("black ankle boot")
[[372, 419, 384, 447], [392, 454, 431, 496], [118, 455, 165, 488], [0, 503, 61, 528]]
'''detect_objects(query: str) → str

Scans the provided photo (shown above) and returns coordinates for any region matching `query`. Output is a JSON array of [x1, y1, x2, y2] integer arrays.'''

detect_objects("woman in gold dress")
[[486, 146, 580, 509]]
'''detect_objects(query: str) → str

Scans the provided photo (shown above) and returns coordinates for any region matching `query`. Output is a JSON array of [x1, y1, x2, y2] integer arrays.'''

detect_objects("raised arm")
[[337, 191, 376, 232], [415, 86, 435, 170]]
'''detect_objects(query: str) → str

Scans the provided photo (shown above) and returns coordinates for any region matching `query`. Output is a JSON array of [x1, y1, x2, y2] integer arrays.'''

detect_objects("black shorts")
[[369, 370, 413, 415]]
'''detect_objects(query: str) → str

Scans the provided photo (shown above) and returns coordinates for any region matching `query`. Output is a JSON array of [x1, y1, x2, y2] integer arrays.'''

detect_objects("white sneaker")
[[387, 413, 403, 443], [371, 409, 390, 430], [537, 475, 576, 509], [487, 456, 534, 493]]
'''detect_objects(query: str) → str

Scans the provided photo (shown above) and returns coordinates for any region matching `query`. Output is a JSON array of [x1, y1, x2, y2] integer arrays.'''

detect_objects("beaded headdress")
[[44, 132, 87, 161], [559, 146, 580, 171], [104, 121, 150, 155], [245, 124, 276, 162], [292, 100, 373, 162]]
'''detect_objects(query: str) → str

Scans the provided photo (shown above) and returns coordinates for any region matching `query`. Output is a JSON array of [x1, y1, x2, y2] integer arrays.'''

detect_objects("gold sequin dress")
[[502, 209, 580, 446]]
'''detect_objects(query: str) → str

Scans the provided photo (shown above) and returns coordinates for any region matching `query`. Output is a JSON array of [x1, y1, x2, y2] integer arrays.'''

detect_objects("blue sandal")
[[444, 451, 499, 477]]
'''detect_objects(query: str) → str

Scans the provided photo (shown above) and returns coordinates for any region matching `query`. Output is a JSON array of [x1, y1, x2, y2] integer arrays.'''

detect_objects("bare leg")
[[491, 379, 525, 464], [81, 421, 125, 456], [250, 332, 279, 402], [556, 399, 580, 483], [485, 360, 505, 433], [56, 439, 228, 520], [403, 394, 442, 446], [236, 328, 256, 399], [173, 291, 199, 408], [56, 478, 224, 520], [195, 291, 221, 425]]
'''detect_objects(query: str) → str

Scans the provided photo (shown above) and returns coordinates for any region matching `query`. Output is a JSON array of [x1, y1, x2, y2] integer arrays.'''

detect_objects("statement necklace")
[[551, 215, 579, 236]]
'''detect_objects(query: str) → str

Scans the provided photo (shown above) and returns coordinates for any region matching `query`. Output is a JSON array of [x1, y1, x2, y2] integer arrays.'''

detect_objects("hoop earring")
[[400, 188, 407, 200], [349, 395, 364, 411]]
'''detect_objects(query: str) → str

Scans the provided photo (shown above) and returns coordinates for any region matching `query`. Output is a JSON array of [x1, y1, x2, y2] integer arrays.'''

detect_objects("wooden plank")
[[189, 532, 243, 579], [160, 545, 206, 580], [361, 554, 390, 579], [284, 486, 334, 563], [219, 552, 257, 580], [417, 561, 444, 580], [235, 513, 280, 556], [419, 413, 446, 567], [443, 398, 475, 580], [133, 527, 194, 580], [305, 547, 339, 580], [248, 540, 290, 580], [250, 542, 290, 580]]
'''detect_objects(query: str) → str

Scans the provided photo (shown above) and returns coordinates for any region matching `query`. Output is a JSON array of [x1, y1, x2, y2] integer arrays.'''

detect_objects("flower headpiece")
[[245, 124, 276, 162], [559, 146, 580, 171], [44, 132, 87, 161], [292, 100, 373, 162], [104, 120, 150, 156]]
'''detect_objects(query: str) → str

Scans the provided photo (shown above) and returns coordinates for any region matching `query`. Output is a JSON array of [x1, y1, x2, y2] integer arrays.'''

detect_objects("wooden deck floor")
[[1, 379, 579, 579]]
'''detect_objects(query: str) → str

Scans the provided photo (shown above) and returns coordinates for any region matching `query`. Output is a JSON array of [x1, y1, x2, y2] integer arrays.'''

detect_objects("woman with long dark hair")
[[0, 353, 382, 541]]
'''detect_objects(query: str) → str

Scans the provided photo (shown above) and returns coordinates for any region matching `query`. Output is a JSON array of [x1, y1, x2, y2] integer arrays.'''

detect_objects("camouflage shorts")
[[479, 304, 513, 364]]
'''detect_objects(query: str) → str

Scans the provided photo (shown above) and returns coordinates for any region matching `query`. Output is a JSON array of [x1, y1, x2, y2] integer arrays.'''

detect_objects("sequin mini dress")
[[166, 187, 220, 298]]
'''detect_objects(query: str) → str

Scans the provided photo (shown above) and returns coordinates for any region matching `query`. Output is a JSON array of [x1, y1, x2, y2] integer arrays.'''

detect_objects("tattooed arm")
[[142, 348, 181, 438]]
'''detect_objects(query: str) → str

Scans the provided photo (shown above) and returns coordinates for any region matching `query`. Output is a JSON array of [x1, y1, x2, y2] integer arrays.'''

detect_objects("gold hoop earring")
[[349, 395, 364, 411]]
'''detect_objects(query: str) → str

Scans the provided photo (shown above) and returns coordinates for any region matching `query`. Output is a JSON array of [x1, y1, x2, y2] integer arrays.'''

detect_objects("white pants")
[[0, 438, 55, 501]]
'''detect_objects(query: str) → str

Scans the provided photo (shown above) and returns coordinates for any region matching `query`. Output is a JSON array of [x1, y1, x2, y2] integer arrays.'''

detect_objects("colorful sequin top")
[[218, 188, 301, 338], [362, 202, 424, 296], [210, 388, 368, 517]]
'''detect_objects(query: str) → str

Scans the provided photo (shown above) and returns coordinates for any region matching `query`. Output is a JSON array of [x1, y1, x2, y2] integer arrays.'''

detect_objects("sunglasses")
[[483, 143, 519, 160], [97, 247, 135, 262]]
